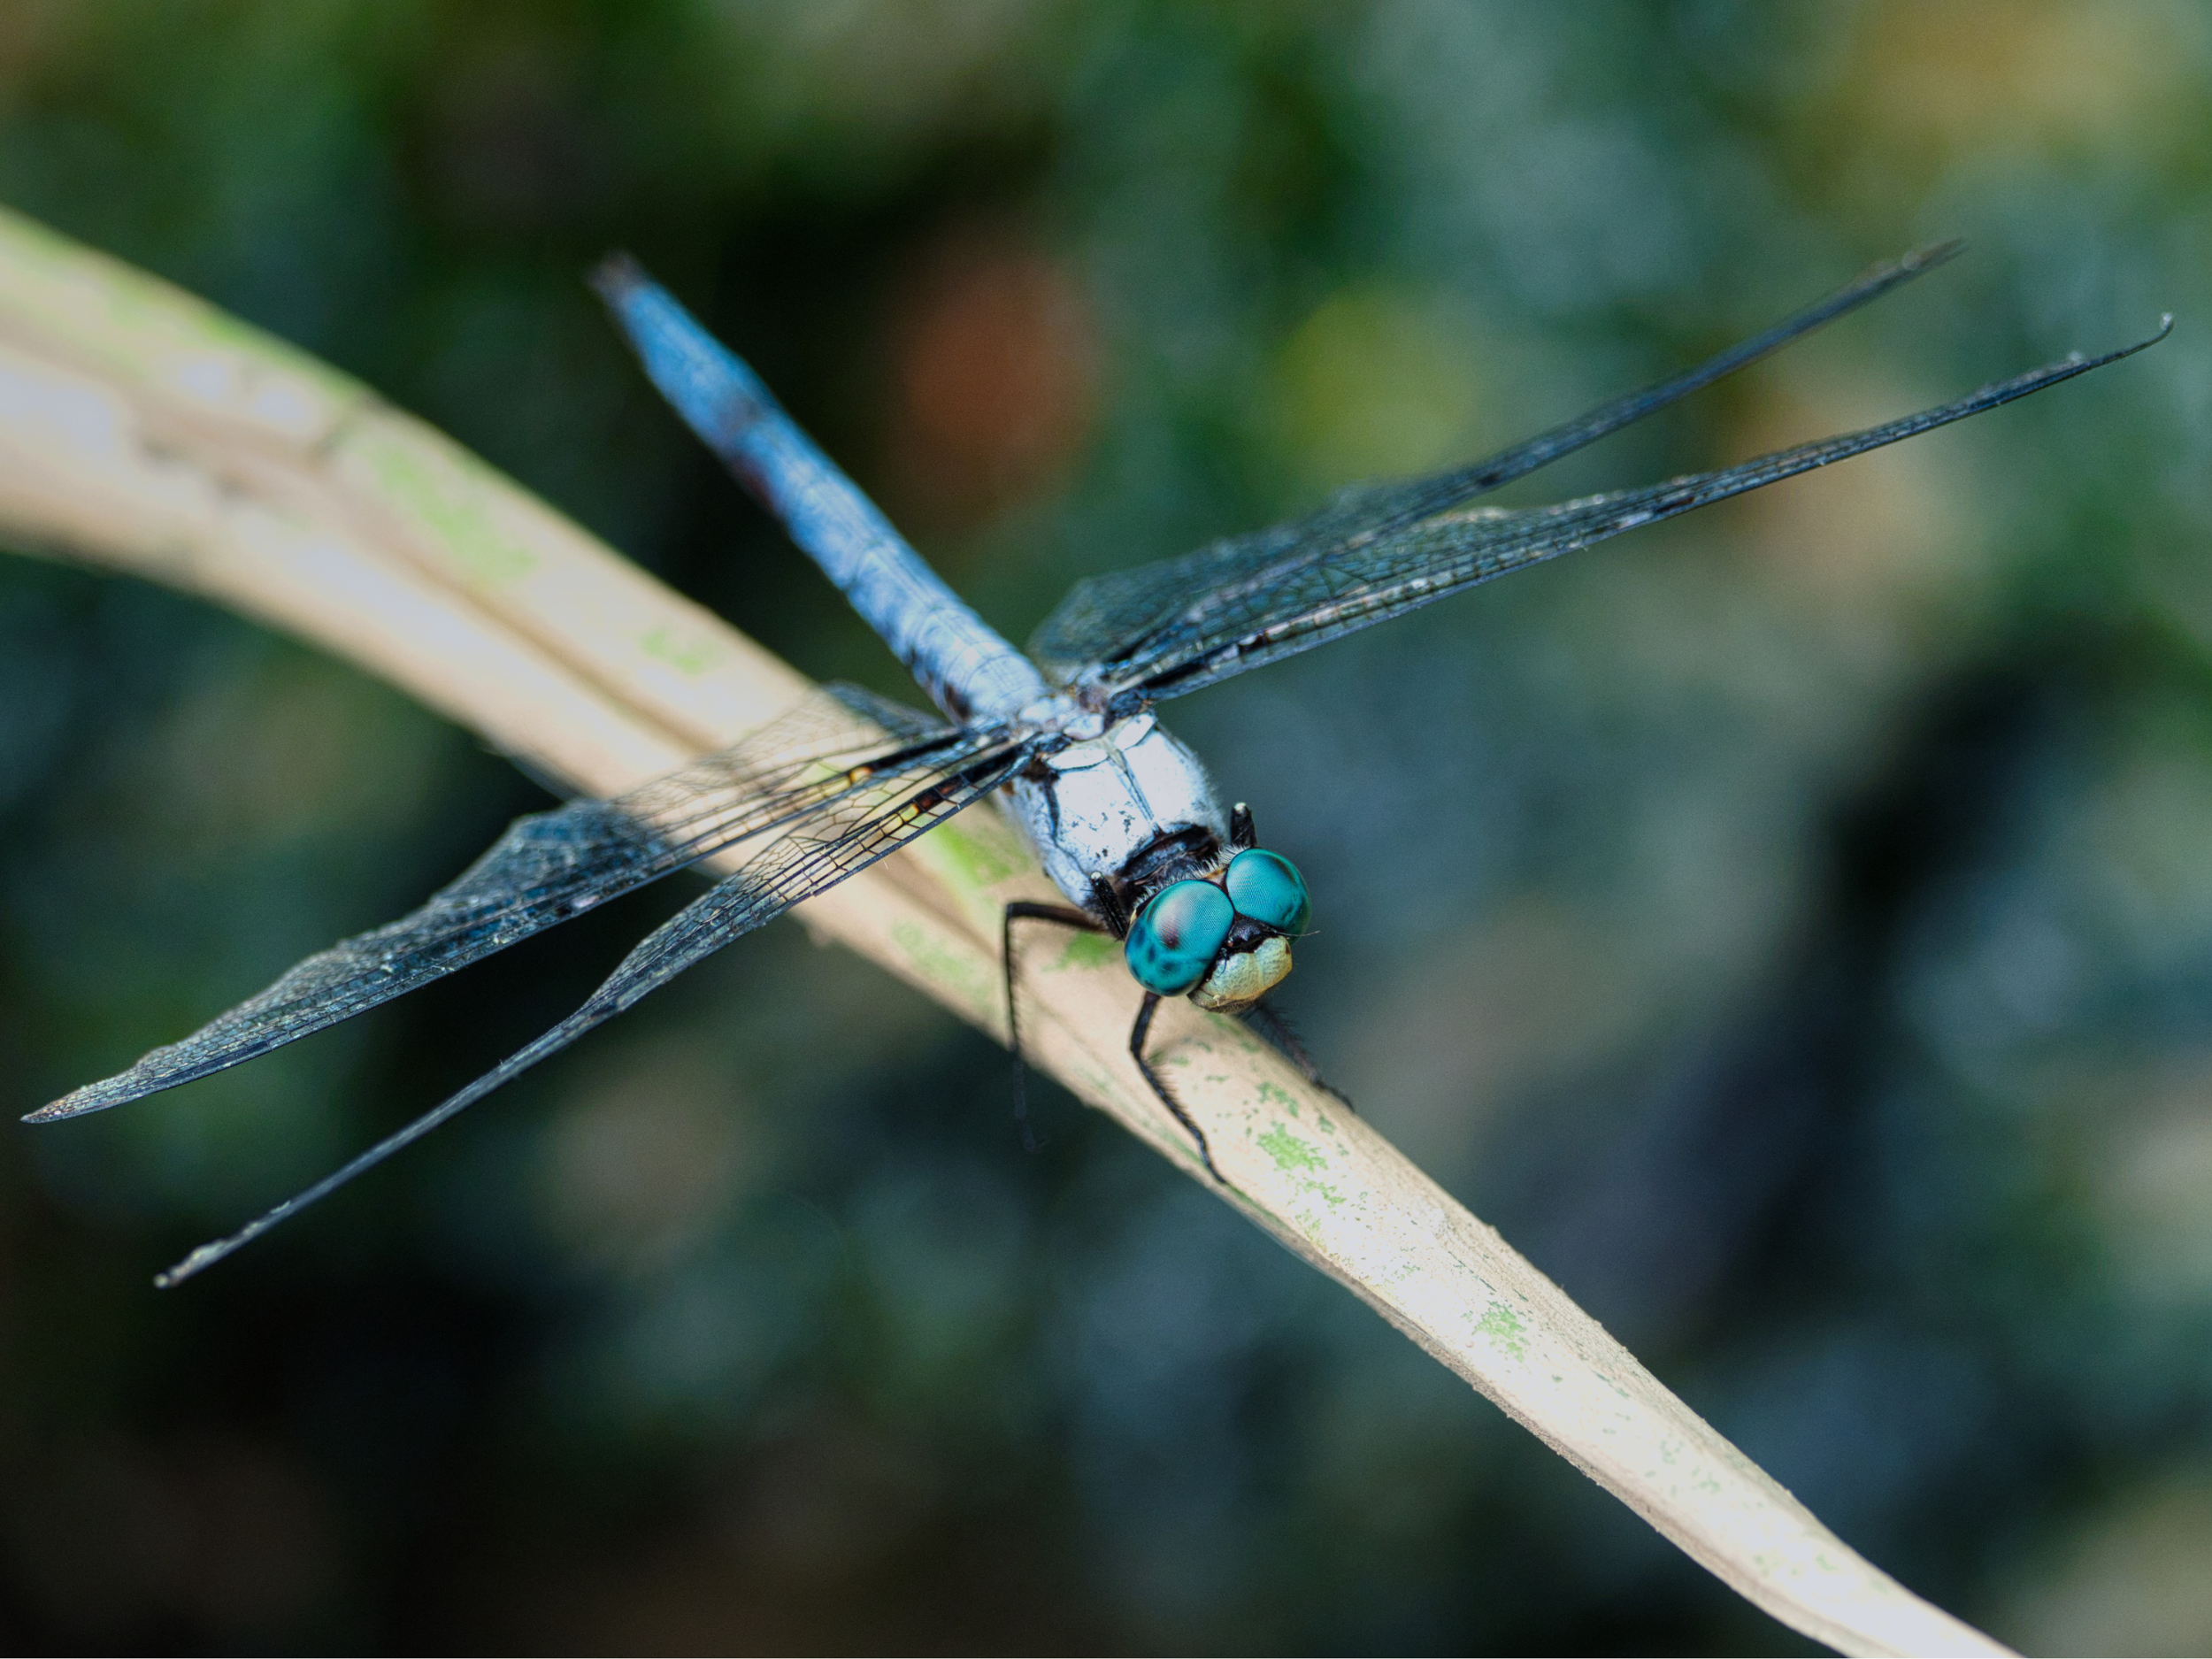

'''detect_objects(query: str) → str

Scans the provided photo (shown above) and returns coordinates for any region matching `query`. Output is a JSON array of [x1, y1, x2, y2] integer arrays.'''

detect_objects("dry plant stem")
[[0, 203, 2010, 1658]]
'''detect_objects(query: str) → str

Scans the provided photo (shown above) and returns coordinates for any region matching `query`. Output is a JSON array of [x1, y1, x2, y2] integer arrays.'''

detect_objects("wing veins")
[[155, 738, 1032, 1286], [33, 687, 997, 1122], [1033, 242, 1962, 684], [1168, 243, 1965, 618], [1139, 321, 2171, 700]]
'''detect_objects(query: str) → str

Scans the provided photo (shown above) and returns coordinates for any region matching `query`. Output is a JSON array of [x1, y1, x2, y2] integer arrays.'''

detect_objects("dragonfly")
[[26, 242, 2165, 1286]]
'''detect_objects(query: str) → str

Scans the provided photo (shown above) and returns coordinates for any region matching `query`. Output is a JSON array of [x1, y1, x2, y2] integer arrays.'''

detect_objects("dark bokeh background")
[[3, 1, 2211, 1652]]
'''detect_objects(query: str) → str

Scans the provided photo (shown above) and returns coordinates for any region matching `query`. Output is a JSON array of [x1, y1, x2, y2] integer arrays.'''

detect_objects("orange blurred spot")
[[879, 227, 1098, 530]]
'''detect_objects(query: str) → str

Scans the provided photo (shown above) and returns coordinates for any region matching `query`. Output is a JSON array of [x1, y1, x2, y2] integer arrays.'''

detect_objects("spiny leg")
[[1002, 901, 1106, 1152], [1241, 998, 1356, 1111], [1130, 991, 1224, 1183]]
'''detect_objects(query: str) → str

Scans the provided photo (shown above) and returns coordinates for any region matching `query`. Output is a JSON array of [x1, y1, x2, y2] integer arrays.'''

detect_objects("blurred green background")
[[2, 0, 2209, 1651]]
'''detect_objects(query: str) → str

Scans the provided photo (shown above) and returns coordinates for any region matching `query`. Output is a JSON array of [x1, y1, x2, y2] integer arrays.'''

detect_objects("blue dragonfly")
[[27, 242, 2164, 1285]]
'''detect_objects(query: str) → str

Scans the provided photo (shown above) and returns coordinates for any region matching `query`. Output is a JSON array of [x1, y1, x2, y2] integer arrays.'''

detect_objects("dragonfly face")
[[38, 241, 2164, 1280], [1125, 846, 1310, 1011]]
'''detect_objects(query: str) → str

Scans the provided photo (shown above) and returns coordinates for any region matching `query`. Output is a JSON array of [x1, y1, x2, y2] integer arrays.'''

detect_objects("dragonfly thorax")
[[1001, 708, 1230, 909]]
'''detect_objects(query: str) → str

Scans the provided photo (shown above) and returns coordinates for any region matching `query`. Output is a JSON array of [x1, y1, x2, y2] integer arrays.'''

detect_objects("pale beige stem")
[[0, 203, 2011, 1658]]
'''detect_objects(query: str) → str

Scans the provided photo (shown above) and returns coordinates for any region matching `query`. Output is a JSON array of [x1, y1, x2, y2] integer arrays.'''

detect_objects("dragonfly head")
[[1124, 848, 1311, 1011]]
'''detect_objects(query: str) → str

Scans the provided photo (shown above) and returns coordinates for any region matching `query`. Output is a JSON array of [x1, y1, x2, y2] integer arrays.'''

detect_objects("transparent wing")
[[1029, 242, 1962, 684], [1090, 324, 2170, 703], [156, 733, 1031, 1286], [32, 684, 995, 1122]]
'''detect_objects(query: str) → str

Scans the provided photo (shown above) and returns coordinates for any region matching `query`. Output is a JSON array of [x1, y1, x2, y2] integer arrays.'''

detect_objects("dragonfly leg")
[[1002, 901, 1107, 1152], [1242, 999, 1356, 1113], [1130, 991, 1224, 1183]]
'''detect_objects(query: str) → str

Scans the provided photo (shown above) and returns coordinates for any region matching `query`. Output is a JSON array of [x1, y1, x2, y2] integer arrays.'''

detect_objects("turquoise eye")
[[1225, 849, 1310, 934], [1125, 879, 1235, 995]]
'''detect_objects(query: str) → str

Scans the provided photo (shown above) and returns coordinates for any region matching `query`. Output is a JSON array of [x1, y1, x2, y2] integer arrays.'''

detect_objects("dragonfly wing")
[[1112, 323, 2170, 703], [157, 731, 1033, 1285], [1030, 242, 1962, 685], [33, 684, 993, 1121]]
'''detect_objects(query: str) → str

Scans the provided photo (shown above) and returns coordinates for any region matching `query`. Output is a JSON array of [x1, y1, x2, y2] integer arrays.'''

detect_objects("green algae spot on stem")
[[1256, 1119, 1351, 1238], [353, 427, 540, 588], [1473, 1302, 1529, 1363], [1051, 931, 1118, 972], [889, 918, 993, 1020], [1258, 1122, 1327, 1174], [639, 623, 722, 676], [910, 816, 1024, 900]]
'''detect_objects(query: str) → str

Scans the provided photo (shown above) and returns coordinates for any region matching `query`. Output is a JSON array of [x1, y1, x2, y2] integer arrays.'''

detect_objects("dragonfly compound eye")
[[1225, 848, 1311, 935], [1125, 879, 1235, 995]]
